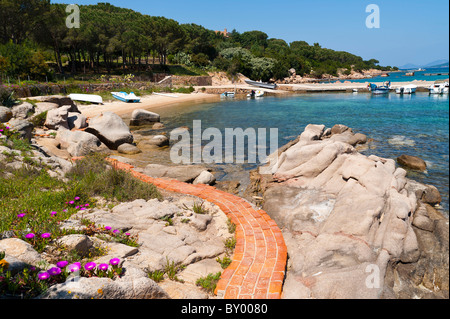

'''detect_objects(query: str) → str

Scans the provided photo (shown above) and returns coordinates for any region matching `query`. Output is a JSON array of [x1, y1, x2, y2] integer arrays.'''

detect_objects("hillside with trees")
[[0, 1, 397, 83]]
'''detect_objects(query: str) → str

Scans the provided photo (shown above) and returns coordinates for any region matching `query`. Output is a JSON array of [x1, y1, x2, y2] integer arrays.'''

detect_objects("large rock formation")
[[256, 124, 448, 299], [85, 112, 134, 150]]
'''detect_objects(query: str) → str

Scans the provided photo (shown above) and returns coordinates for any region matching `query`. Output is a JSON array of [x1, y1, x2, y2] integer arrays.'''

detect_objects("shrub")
[[66, 154, 162, 202], [196, 272, 222, 294]]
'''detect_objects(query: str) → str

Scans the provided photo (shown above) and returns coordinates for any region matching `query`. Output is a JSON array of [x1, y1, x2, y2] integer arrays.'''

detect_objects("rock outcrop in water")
[[254, 124, 448, 299]]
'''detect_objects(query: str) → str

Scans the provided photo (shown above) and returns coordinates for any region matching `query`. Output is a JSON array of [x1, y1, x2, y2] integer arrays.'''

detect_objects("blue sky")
[[52, 0, 449, 67]]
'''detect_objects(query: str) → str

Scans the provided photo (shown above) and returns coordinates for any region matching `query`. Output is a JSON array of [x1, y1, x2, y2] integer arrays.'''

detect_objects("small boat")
[[428, 82, 448, 94], [245, 79, 277, 90], [221, 92, 235, 98], [443, 82, 449, 94], [395, 84, 417, 94], [153, 92, 179, 98], [247, 90, 265, 98], [68, 93, 103, 104], [352, 89, 358, 93], [368, 81, 391, 95], [111, 92, 140, 103]]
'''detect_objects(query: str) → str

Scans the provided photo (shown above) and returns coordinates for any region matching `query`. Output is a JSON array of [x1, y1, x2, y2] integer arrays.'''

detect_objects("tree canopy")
[[0, 1, 394, 81]]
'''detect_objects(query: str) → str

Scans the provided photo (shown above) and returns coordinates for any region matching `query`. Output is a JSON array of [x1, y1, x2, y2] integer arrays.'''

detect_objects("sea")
[[332, 67, 449, 83], [151, 91, 449, 216]]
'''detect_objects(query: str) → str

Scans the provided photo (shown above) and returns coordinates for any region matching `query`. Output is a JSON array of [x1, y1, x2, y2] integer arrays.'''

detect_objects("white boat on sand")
[[69, 93, 103, 104], [112, 92, 140, 103]]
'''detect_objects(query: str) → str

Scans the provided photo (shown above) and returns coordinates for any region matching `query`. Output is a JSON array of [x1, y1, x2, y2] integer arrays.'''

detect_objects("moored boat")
[[221, 91, 235, 98], [111, 92, 140, 103], [395, 84, 417, 94], [69, 93, 103, 104], [245, 79, 277, 90], [368, 81, 391, 95], [428, 82, 448, 94], [247, 90, 265, 98]]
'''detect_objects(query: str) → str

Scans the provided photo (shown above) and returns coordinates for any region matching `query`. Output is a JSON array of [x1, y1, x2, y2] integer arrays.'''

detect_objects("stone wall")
[[171, 76, 212, 87]]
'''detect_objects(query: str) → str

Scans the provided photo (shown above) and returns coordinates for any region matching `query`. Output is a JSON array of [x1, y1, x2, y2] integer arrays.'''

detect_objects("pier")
[[424, 72, 449, 76]]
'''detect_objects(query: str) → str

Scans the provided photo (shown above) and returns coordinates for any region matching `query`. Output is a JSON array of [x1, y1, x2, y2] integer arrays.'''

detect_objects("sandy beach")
[[78, 92, 220, 118]]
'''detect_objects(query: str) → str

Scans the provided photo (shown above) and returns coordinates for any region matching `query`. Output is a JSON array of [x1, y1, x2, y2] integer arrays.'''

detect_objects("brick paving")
[[107, 159, 287, 299]]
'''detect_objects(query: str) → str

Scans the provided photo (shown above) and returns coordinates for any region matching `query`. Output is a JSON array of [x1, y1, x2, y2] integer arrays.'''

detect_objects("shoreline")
[[77, 92, 220, 119]]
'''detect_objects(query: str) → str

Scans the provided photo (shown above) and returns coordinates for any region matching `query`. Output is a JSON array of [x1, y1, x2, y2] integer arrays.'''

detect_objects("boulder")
[[193, 171, 216, 185], [421, 184, 442, 206], [85, 112, 133, 150], [55, 235, 93, 258], [7, 118, 34, 142], [152, 122, 165, 130], [397, 155, 427, 171], [0, 106, 13, 122], [0, 238, 46, 267], [130, 109, 160, 126], [117, 143, 141, 155], [258, 124, 446, 299], [57, 129, 110, 157], [38, 264, 170, 299], [45, 105, 71, 130], [139, 135, 169, 147], [67, 112, 87, 130], [11, 102, 34, 119], [144, 164, 206, 183], [34, 102, 59, 115]]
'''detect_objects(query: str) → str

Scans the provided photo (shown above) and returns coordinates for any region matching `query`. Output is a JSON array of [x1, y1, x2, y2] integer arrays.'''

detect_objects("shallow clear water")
[[154, 92, 449, 215]]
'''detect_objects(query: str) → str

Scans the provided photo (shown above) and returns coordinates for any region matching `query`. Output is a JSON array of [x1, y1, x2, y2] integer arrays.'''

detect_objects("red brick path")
[[108, 159, 287, 299]]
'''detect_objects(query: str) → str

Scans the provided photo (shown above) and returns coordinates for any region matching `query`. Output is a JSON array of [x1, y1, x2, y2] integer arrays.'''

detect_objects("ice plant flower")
[[98, 264, 109, 271], [109, 258, 120, 266], [57, 261, 69, 268], [50, 211, 57, 216], [113, 229, 120, 234], [104, 226, 112, 231], [41, 233, 51, 239], [125, 233, 131, 236], [25, 233, 35, 239], [17, 213, 26, 218], [48, 267, 62, 276], [85, 262, 96, 271], [69, 201, 75, 205], [74, 196, 80, 201], [38, 272, 50, 280], [68, 262, 81, 273], [85, 204, 89, 207]]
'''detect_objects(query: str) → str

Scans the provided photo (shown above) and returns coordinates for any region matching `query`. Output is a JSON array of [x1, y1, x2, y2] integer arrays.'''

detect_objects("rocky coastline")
[[0, 95, 448, 299]]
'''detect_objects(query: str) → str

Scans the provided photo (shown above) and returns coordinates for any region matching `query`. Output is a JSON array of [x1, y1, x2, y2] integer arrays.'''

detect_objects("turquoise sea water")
[[157, 92, 449, 215], [331, 67, 449, 83]]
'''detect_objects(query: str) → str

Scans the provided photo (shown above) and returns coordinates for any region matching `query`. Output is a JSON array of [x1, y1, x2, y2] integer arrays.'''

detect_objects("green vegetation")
[[0, 1, 394, 85], [196, 272, 222, 294]]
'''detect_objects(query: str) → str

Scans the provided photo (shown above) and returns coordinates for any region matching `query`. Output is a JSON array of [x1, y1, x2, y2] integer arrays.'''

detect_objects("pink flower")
[[98, 264, 109, 271], [50, 211, 57, 216], [17, 213, 26, 218], [104, 226, 112, 231], [68, 262, 81, 273], [41, 233, 51, 239], [25, 233, 35, 239], [109, 258, 120, 266], [38, 272, 50, 280]]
